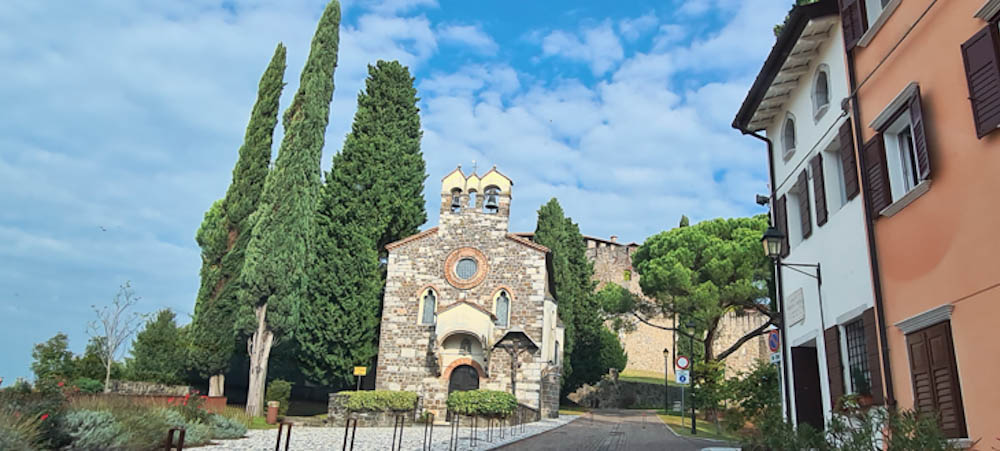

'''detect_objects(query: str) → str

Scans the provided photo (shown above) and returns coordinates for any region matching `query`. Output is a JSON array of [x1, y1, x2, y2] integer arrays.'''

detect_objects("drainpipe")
[[737, 128, 794, 423], [845, 52, 896, 407]]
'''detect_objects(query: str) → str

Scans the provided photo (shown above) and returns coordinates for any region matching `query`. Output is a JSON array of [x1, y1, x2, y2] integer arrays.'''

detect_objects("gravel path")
[[203, 415, 579, 450]]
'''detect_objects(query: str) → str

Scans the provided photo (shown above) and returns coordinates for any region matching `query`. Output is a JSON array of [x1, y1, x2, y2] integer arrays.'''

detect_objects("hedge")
[[340, 391, 418, 412], [446, 390, 517, 418]]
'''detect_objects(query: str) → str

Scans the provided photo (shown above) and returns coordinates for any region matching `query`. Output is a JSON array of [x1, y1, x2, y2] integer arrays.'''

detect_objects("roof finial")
[[471, 160, 478, 175]]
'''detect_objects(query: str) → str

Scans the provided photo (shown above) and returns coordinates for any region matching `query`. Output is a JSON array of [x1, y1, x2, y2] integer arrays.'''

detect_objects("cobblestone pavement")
[[203, 415, 579, 450], [493, 410, 733, 451]]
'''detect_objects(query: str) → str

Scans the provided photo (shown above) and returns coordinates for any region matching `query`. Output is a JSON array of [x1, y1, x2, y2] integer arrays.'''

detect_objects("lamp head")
[[761, 225, 785, 259]]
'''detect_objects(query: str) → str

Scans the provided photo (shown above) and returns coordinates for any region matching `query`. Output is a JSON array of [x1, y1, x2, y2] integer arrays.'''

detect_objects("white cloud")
[[618, 12, 658, 41], [357, 0, 438, 14], [436, 24, 499, 55], [540, 21, 624, 76]]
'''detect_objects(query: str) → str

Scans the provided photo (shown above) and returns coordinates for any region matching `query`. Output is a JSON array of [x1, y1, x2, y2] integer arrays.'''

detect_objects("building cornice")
[[505, 234, 550, 253], [385, 227, 438, 251], [894, 304, 954, 335]]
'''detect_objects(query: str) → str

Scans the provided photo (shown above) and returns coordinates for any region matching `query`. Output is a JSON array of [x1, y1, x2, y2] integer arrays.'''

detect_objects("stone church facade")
[[375, 167, 564, 419]]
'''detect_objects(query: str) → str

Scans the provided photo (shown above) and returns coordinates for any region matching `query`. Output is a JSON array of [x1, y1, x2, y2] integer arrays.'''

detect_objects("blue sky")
[[0, 0, 787, 381]]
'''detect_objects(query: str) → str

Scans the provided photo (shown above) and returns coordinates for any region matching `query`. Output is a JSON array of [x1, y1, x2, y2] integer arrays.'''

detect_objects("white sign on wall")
[[675, 370, 690, 385], [786, 288, 805, 326]]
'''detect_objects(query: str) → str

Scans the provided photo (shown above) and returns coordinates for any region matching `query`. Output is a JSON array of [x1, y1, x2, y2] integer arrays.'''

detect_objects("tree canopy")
[[128, 309, 187, 385]]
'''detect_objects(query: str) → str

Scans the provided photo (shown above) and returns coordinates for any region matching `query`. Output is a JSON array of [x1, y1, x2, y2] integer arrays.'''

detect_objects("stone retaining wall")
[[568, 377, 688, 410], [106, 380, 191, 396]]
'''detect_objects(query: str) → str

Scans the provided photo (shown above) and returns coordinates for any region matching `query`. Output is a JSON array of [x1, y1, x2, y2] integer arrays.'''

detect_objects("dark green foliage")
[[31, 333, 74, 382], [298, 60, 427, 385], [70, 378, 104, 394], [566, 327, 627, 389], [532, 198, 611, 392], [127, 309, 187, 385], [264, 379, 292, 416], [238, 0, 340, 340], [679, 215, 690, 227], [0, 388, 69, 449], [74, 337, 122, 382], [189, 44, 287, 380], [722, 360, 780, 435], [446, 390, 517, 418], [341, 390, 418, 412]]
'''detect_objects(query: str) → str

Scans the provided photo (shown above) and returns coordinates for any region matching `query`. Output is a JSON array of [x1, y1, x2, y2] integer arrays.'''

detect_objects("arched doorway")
[[447, 365, 480, 420]]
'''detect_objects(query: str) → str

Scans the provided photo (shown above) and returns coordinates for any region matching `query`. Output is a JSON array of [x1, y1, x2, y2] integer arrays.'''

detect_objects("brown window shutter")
[[838, 120, 860, 200], [811, 154, 829, 226], [794, 171, 812, 239], [839, 0, 868, 51], [962, 24, 1000, 139], [907, 322, 968, 438], [862, 134, 892, 216], [908, 87, 931, 180], [824, 326, 844, 407], [861, 308, 884, 405], [775, 195, 790, 258]]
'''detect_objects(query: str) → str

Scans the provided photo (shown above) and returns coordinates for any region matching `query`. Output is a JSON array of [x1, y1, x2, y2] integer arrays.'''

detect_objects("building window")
[[883, 110, 922, 201], [864, 0, 894, 27], [419, 289, 436, 325], [906, 321, 967, 438], [554, 340, 559, 364], [494, 290, 510, 328], [782, 115, 796, 159], [813, 66, 830, 121], [460, 338, 472, 354], [455, 258, 478, 280], [468, 190, 477, 208], [623, 269, 631, 281], [483, 186, 500, 213], [844, 319, 871, 395]]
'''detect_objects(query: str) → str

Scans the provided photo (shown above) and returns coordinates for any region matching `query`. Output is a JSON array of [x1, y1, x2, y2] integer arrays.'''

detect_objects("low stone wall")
[[106, 380, 190, 396], [67, 394, 227, 414], [568, 378, 688, 410], [327, 393, 422, 427]]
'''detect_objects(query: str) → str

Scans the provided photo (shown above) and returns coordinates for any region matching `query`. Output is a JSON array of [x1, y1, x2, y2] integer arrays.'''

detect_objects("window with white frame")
[[844, 319, 872, 395], [823, 143, 849, 213], [864, 0, 894, 28], [883, 110, 922, 201], [782, 115, 796, 159], [812, 65, 831, 120]]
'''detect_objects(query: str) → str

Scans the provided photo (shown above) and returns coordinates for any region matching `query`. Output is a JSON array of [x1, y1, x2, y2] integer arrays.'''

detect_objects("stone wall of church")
[[376, 201, 558, 418], [586, 237, 770, 378]]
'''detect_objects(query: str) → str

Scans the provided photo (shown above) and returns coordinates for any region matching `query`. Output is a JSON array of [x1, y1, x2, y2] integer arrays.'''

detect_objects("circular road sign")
[[768, 330, 781, 353], [675, 355, 690, 370]]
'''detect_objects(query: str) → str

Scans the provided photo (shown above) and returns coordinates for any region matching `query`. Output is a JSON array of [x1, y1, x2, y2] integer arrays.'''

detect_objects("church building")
[[375, 166, 564, 419]]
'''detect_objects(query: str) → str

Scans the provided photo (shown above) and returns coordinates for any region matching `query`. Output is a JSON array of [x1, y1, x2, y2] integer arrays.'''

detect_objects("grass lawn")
[[558, 405, 590, 415], [618, 369, 681, 386], [249, 416, 280, 430], [656, 411, 738, 442]]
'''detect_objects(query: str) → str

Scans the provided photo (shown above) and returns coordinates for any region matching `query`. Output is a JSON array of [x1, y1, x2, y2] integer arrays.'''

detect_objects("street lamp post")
[[663, 348, 670, 414], [686, 320, 696, 435]]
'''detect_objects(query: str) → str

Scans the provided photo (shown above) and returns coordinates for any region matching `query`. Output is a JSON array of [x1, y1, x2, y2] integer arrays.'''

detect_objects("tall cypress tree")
[[297, 60, 427, 385], [533, 198, 616, 392], [239, 0, 340, 416], [189, 44, 286, 396]]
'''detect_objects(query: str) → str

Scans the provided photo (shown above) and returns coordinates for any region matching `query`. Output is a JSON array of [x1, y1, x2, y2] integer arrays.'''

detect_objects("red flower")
[[182, 400, 188, 406], [57, 381, 64, 387], [168, 397, 175, 403], [40, 414, 49, 421]]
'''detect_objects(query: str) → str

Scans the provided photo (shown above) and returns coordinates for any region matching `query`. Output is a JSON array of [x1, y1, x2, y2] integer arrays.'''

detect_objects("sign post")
[[675, 355, 690, 426], [768, 330, 781, 364], [354, 366, 367, 391]]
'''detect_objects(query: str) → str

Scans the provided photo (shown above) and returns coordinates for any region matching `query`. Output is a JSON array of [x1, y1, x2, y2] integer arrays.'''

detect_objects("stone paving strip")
[[204, 415, 580, 450]]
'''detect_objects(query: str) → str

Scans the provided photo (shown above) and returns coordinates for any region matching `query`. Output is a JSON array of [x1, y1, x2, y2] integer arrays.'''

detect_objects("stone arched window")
[[450, 188, 462, 213], [782, 115, 796, 159], [812, 65, 830, 120], [467, 189, 477, 208], [483, 186, 500, 213], [554, 340, 559, 364], [460, 338, 472, 354], [418, 288, 437, 325], [494, 289, 510, 328]]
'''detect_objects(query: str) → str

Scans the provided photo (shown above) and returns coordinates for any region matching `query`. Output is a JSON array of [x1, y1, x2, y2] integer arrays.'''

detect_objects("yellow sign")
[[353, 366, 367, 376]]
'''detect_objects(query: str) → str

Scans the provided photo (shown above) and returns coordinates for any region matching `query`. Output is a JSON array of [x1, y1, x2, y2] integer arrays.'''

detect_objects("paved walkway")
[[494, 410, 734, 451]]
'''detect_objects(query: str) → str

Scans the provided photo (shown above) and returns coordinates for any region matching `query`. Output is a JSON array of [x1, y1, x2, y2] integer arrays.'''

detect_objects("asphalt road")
[[494, 409, 735, 451]]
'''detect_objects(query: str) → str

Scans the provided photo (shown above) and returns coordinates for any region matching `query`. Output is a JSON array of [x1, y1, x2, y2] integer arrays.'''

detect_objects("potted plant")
[[851, 368, 874, 407]]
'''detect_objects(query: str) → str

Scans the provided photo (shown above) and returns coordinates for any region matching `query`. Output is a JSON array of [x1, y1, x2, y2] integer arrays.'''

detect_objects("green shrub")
[[209, 413, 248, 439], [341, 390, 418, 412], [264, 379, 292, 416], [0, 387, 70, 448], [62, 409, 126, 450], [71, 377, 104, 394], [0, 406, 43, 451], [116, 406, 172, 450], [446, 390, 517, 418]]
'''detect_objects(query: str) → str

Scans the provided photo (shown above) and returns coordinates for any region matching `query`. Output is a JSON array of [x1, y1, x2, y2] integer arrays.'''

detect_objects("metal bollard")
[[342, 417, 358, 451], [469, 415, 478, 447], [422, 412, 435, 451], [274, 421, 292, 451], [390, 414, 405, 451], [448, 415, 460, 451], [165, 427, 185, 451]]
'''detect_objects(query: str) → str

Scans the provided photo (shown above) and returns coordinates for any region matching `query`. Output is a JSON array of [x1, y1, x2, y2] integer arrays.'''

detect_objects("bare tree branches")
[[87, 281, 146, 392]]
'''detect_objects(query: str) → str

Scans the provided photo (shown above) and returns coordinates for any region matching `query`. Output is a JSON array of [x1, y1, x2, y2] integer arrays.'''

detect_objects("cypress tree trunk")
[[190, 44, 286, 397], [240, 0, 340, 417], [298, 60, 426, 386]]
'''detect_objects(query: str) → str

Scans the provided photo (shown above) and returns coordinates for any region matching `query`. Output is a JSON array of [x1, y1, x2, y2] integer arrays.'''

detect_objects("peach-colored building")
[[847, 0, 1000, 445]]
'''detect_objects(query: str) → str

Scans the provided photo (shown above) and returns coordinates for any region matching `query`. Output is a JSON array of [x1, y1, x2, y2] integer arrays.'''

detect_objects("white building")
[[733, 0, 886, 430]]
